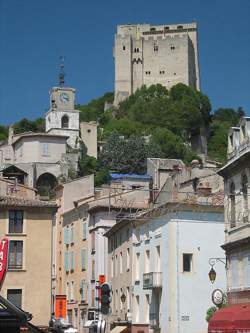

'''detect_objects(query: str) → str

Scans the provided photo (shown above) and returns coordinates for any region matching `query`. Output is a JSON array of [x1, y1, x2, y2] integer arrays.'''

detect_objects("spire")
[[59, 56, 65, 87]]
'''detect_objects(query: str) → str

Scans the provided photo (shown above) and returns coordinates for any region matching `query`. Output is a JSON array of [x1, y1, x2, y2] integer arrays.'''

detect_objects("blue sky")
[[0, 0, 249, 125]]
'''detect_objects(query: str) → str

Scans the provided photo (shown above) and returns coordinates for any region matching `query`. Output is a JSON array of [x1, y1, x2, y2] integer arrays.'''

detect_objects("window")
[[81, 248, 86, 270], [145, 71, 151, 75], [126, 248, 130, 271], [145, 250, 150, 273], [183, 253, 193, 272], [70, 226, 74, 244], [126, 287, 130, 311], [156, 246, 161, 272], [61, 115, 69, 128], [9, 210, 23, 234], [82, 221, 87, 240], [135, 227, 140, 243], [242, 175, 248, 223], [120, 252, 123, 274], [242, 125, 246, 139], [70, 281, 74, 301], [67, 310, 73, 324], [65, 252, 69, 272], [145, 294, 150, 323], [123, 45, 126, 51], [159, 70, 165, 74], [8, 241, 23, 269], [154, 44, 158, 52], [150, 27, 156, 31], [70, 251, 74, 271], [111, 257, 114, 278], [135, 295, 140, 322], [231, 256, 238, 288], [135, 253, 140, 280], [91, 260, 95, 280], [170, 45, 175, 50], [243, 253, 250, 288], [64, 227, 70, 245], [66, 282, 69, 300], [177, 25, 183, 29], [80, 280, 87, 302], [230, 182, 236, 228], [7, 289, 22, 308], [42, 143, 49, 156]]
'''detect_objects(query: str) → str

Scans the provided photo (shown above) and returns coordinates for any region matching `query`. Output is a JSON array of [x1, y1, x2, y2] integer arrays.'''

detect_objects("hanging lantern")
[[208, 267, 217, 283]]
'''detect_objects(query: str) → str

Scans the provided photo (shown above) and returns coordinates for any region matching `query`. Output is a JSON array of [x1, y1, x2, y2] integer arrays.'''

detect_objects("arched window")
[[242, 174, 248, 222], [230, 182, 236, 228], [61, 115, 69, 129]]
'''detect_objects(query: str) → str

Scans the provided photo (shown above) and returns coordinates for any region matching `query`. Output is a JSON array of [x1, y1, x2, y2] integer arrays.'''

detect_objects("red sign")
[[55, 295, 67, 319], [0, 238, 8, 289]]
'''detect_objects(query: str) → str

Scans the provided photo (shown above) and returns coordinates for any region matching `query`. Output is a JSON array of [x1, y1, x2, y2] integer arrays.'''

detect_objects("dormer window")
[[61, 115, 69, 129], [177, 25, 183, 29]]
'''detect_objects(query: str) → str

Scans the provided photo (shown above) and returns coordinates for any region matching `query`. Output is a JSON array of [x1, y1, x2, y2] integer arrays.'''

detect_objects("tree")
[[207, 107, 244, 162], [0, 125, 8, 141], [13, 118, 45, 134], [99, 131, 152, 174]]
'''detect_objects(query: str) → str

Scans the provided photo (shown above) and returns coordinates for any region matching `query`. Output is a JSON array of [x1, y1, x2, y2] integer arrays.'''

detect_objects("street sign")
[[0, 238, 8, 290]]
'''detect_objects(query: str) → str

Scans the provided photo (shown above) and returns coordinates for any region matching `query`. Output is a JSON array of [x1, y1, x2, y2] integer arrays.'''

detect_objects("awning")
[[208, 303, 250, 332], [110, 326, 127, 333]]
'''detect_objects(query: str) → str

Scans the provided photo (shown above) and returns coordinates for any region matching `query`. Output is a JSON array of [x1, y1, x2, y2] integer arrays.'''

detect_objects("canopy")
[[208, 303, 250, 332]]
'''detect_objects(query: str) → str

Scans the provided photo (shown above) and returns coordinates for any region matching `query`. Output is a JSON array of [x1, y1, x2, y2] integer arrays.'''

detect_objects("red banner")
[[0, 238, 8, 289], [55, 295, 67, 319]]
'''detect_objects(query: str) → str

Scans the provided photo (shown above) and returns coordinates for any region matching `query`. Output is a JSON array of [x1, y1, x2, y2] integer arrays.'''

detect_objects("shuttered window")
[[231, 256, 238, 288], [70, 227, 74, 244], [243, 253, 250, 287], [65, 252, 69, 272], [81, 249, 87, 271], [70, 251, 74, 271], [64, 228, 70, 245], [80, 280, 87, 302], [82, 221, 87, 240]]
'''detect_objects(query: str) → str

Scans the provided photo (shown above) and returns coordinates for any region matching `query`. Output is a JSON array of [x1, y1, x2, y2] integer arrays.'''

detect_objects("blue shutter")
[[81, 248, 86, 270], [70, 227, 74, 244], [64, 228, 69, 245], [82, 222, 87, 240], [244, 254, 250, 287], [70, 251, 74, 271], [65, 252, 69, 272]]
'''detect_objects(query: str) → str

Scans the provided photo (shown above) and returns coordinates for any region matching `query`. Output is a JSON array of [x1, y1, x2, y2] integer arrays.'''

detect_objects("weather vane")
[[59, 56, 65, 87]]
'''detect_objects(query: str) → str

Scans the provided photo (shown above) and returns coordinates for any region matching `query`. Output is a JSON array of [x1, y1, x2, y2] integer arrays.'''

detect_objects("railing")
[[143, 272, 162, 289]]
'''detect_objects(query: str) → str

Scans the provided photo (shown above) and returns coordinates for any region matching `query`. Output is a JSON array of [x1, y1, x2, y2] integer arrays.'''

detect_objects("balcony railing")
[[143, 272, 162, 289]]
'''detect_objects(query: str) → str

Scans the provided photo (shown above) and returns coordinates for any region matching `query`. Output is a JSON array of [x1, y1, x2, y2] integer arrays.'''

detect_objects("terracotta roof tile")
[[0, 196, 57, 208]]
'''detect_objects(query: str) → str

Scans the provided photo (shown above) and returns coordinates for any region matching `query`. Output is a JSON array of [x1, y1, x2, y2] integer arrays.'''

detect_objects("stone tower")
[[45, 86, 80, 148], [113, 22, 200, 106]]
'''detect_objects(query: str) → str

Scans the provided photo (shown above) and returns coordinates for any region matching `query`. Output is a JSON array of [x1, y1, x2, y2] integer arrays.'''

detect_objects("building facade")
[[218, 116, 250, 305], [106, 203, 226, 333], [114, 22, 200, 105], [0, 177, 57, 328]]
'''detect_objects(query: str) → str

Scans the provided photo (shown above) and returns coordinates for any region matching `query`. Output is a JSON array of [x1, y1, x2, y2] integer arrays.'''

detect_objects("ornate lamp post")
[[208, 258, 227, 284]]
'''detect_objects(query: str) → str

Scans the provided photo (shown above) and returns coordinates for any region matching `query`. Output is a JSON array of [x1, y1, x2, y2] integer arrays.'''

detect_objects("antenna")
[[59, 56, 65, 87]]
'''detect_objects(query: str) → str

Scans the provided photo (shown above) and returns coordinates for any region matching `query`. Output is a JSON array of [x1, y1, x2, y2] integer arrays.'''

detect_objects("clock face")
[[60, 92, 70, 103]]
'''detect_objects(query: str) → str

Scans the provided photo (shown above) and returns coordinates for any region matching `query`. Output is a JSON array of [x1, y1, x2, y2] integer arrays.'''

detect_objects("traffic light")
[[100, 282, 111, 315]]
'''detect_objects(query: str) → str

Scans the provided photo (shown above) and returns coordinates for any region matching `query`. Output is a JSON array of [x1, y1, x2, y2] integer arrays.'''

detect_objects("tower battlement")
[[114, 22, 200, 106]]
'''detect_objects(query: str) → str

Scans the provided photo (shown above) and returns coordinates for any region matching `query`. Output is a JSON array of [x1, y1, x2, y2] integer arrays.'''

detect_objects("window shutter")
[[231, 256, 238, 288], [82, 222, 87, 240], [81, 248, 86, 270], [64, 228, 69, 245], [70, 227, 74, 244], [244, 254, 250, 287], [65, 252, 69, 272], [70, 251, 74, 271]]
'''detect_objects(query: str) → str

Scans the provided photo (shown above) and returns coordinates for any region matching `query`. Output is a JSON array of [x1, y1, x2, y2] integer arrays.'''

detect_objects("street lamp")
[[208, 258, 227, 284], [120, 293, 126, 321]]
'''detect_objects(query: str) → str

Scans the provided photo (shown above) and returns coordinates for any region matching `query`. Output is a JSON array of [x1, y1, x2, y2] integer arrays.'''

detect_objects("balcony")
[[143, 272, 162, 289]]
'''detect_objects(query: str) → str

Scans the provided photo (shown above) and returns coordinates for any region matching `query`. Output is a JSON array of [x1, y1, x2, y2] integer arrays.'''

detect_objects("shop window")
[[7, 289, 22, 308]]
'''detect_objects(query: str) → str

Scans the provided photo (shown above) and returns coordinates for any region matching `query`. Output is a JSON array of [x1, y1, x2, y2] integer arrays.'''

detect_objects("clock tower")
[[45, 87, 80, 148]]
